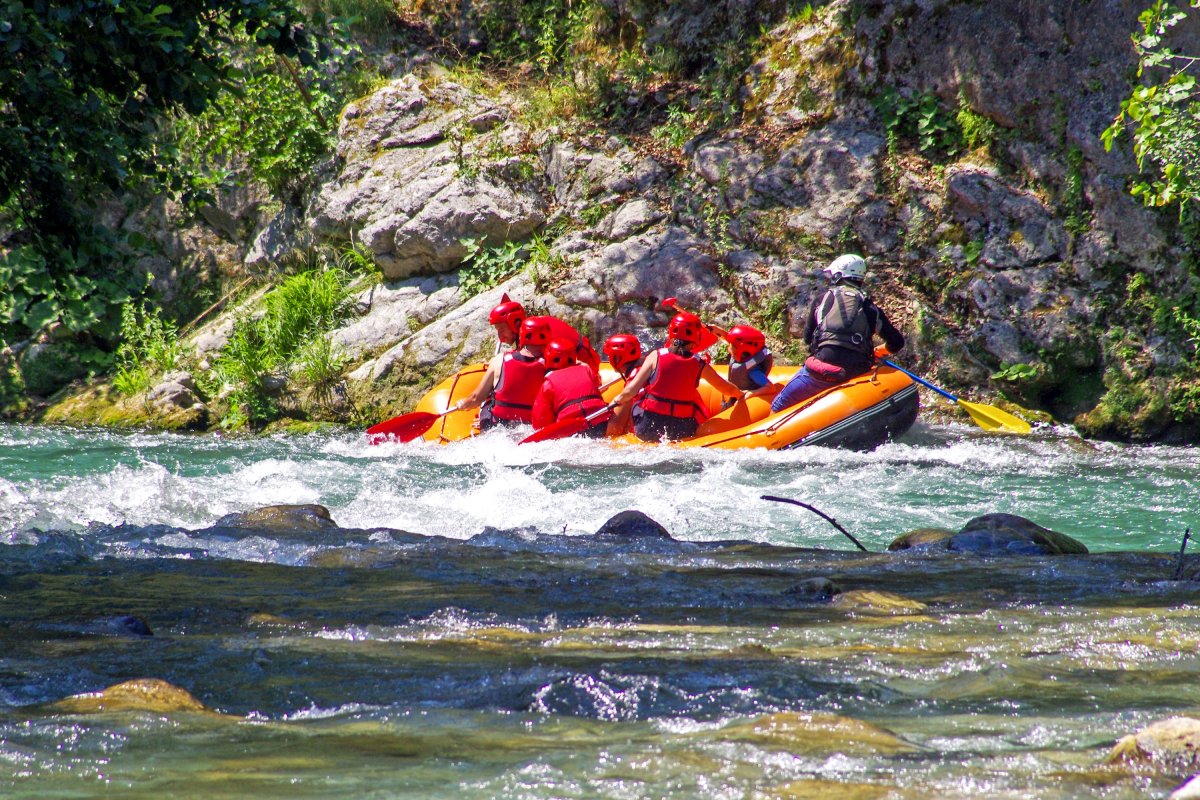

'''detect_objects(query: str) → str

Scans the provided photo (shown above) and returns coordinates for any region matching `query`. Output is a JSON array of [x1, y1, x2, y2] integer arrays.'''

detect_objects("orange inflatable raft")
[[410, 362, 919, 451]]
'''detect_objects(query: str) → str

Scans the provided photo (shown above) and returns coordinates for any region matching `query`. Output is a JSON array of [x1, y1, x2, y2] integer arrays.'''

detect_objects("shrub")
[[113, 303, 182, 396]]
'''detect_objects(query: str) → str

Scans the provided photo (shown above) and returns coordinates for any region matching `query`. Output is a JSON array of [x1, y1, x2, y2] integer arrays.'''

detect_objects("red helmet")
[[727, 324, 766, 362], [519, 316, 552, 347], [488, 300, 526, 339], [603, 334, 642, 373], [667, 312, 703, 345], [544, 338, 578, 370]]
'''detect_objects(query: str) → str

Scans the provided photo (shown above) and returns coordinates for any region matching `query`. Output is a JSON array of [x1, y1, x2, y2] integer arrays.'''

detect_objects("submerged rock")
[[888, 514, 1088, 555], [714, 711, 918, 756], [1108, 716, 1200, 774], [98, 615, 153, 637], [783, 577, 842, 601], [593, 510, 674, 540], [49, 678, 208, 714], [215, 504, 338, 531], [831, 589, 928, 615]]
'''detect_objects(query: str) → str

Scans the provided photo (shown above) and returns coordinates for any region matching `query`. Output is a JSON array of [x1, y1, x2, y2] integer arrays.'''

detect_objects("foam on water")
[[1, 423, 1196, 553]]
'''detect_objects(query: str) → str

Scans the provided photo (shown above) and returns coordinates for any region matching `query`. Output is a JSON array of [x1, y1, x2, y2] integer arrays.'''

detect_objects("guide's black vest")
[[812, 285, 875, 357]]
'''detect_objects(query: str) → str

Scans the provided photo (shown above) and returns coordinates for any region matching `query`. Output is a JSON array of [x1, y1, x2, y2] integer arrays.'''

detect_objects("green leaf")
[[21, 299, 60, 331]]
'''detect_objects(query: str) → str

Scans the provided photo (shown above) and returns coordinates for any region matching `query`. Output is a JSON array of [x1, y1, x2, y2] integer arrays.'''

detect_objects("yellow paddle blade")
[[958, 400, 1032, 434]]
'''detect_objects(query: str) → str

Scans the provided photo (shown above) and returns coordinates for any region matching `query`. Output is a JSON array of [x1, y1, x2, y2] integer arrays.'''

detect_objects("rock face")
[[888, 514, 1089, 555], [37, 0, 1200, 442], [308, 75, 546, 280]]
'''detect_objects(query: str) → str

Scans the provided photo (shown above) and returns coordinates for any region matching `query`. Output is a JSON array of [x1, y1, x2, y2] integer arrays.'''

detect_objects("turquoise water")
[[1, 421, 1198, 798]]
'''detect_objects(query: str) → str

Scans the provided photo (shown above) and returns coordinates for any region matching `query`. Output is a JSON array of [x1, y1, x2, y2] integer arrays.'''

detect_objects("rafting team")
[[450, 254, 905, 442]]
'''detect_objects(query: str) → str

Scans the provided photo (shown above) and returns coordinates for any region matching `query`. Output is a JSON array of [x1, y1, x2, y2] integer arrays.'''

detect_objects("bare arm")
[[611, 349, 658, 407], [702, 362, 747, 400], [454, 354, 503, 411]]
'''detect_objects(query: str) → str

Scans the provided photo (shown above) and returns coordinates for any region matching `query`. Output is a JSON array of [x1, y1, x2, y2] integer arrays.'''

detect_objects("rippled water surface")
[[1, 421, 1197, 798]]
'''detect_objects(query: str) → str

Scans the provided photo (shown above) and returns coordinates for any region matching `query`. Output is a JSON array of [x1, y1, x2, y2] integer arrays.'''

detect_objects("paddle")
[[882, 359, 1032, 434], [520, 404, 614, 444], [366, 410, 451, 444]]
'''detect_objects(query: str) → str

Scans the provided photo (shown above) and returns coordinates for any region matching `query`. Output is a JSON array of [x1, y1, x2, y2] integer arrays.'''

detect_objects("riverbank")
[[5, 0, 1200, 444]]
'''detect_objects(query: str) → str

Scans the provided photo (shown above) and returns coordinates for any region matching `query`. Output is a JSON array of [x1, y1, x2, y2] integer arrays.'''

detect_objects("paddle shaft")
[[882, 359, 959, 402]]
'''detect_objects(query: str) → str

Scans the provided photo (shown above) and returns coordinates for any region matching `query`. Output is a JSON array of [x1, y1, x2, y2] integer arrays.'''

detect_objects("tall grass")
[[113, 303, 183, 396], [212, 265, 355, 428]]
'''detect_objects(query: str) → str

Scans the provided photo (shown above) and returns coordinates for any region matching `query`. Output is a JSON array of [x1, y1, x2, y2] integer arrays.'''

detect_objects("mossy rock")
[[889, 515, 1087, 555], [888, 528, 956, 551], [1075, 376, 1174, 442], [215, 503, 338, 531], [953, 513, 1088, 555], [714, 711, 918, 756], [48, 678, 208, 714], [831, 589, 928, 615], [1107, 716, 1200, 775]]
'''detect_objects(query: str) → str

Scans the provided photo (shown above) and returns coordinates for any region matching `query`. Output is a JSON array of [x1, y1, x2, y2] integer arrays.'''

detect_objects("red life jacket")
[[544, 364, 607, 421], [638, 348, 707, 422], [492, 351, 546, 422]]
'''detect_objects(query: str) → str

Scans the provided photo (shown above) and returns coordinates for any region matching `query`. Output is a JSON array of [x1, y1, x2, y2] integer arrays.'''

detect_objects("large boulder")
[[593, 510, 674, 541], [888, 514, 1088, 555], [308, 74, 546, 279]]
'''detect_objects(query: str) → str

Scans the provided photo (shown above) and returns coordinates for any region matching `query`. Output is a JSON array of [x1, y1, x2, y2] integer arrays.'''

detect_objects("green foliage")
[[1062, 146, 1092, 234], [991, 362, 1039, 382], [302, 0, 397, 37], [875, 88, 962, 156], [758, 294, 791, 339], [296, 334, 347, 404], [459, 238, 526, 298], [524, 233, 568, 292], [211, 266, 354, 428], [113, 303, 183, 396], [652, 104, 700, 149], [0, 241, 150, 345], [172, 28, 374, 201], [956, 91, 996, 152], [1103, 0, 1200, 212], [0, 0, 326, 345]]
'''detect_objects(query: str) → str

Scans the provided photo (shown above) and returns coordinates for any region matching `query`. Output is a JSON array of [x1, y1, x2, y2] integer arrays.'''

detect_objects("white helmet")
[[825, 254, 867, 282]]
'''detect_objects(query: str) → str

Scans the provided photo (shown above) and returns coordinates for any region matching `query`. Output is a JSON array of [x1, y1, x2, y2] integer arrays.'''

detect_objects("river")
[[1, 420, 1197, 798]]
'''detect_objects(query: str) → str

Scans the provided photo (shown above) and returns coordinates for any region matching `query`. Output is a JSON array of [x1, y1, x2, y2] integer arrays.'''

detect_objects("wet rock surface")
[[215, 504, 338, 531], [888, 513, 1088, 555]]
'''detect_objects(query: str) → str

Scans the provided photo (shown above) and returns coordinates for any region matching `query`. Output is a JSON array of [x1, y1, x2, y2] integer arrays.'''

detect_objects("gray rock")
[[308, 75, 546, 280], [147, 373, 200, 411], [598, 199, 666, 241], [593, 510, 674, 540], [246, 205, 311, 269], [332, 274, 461, 361], [777, 124, 884, 240]]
